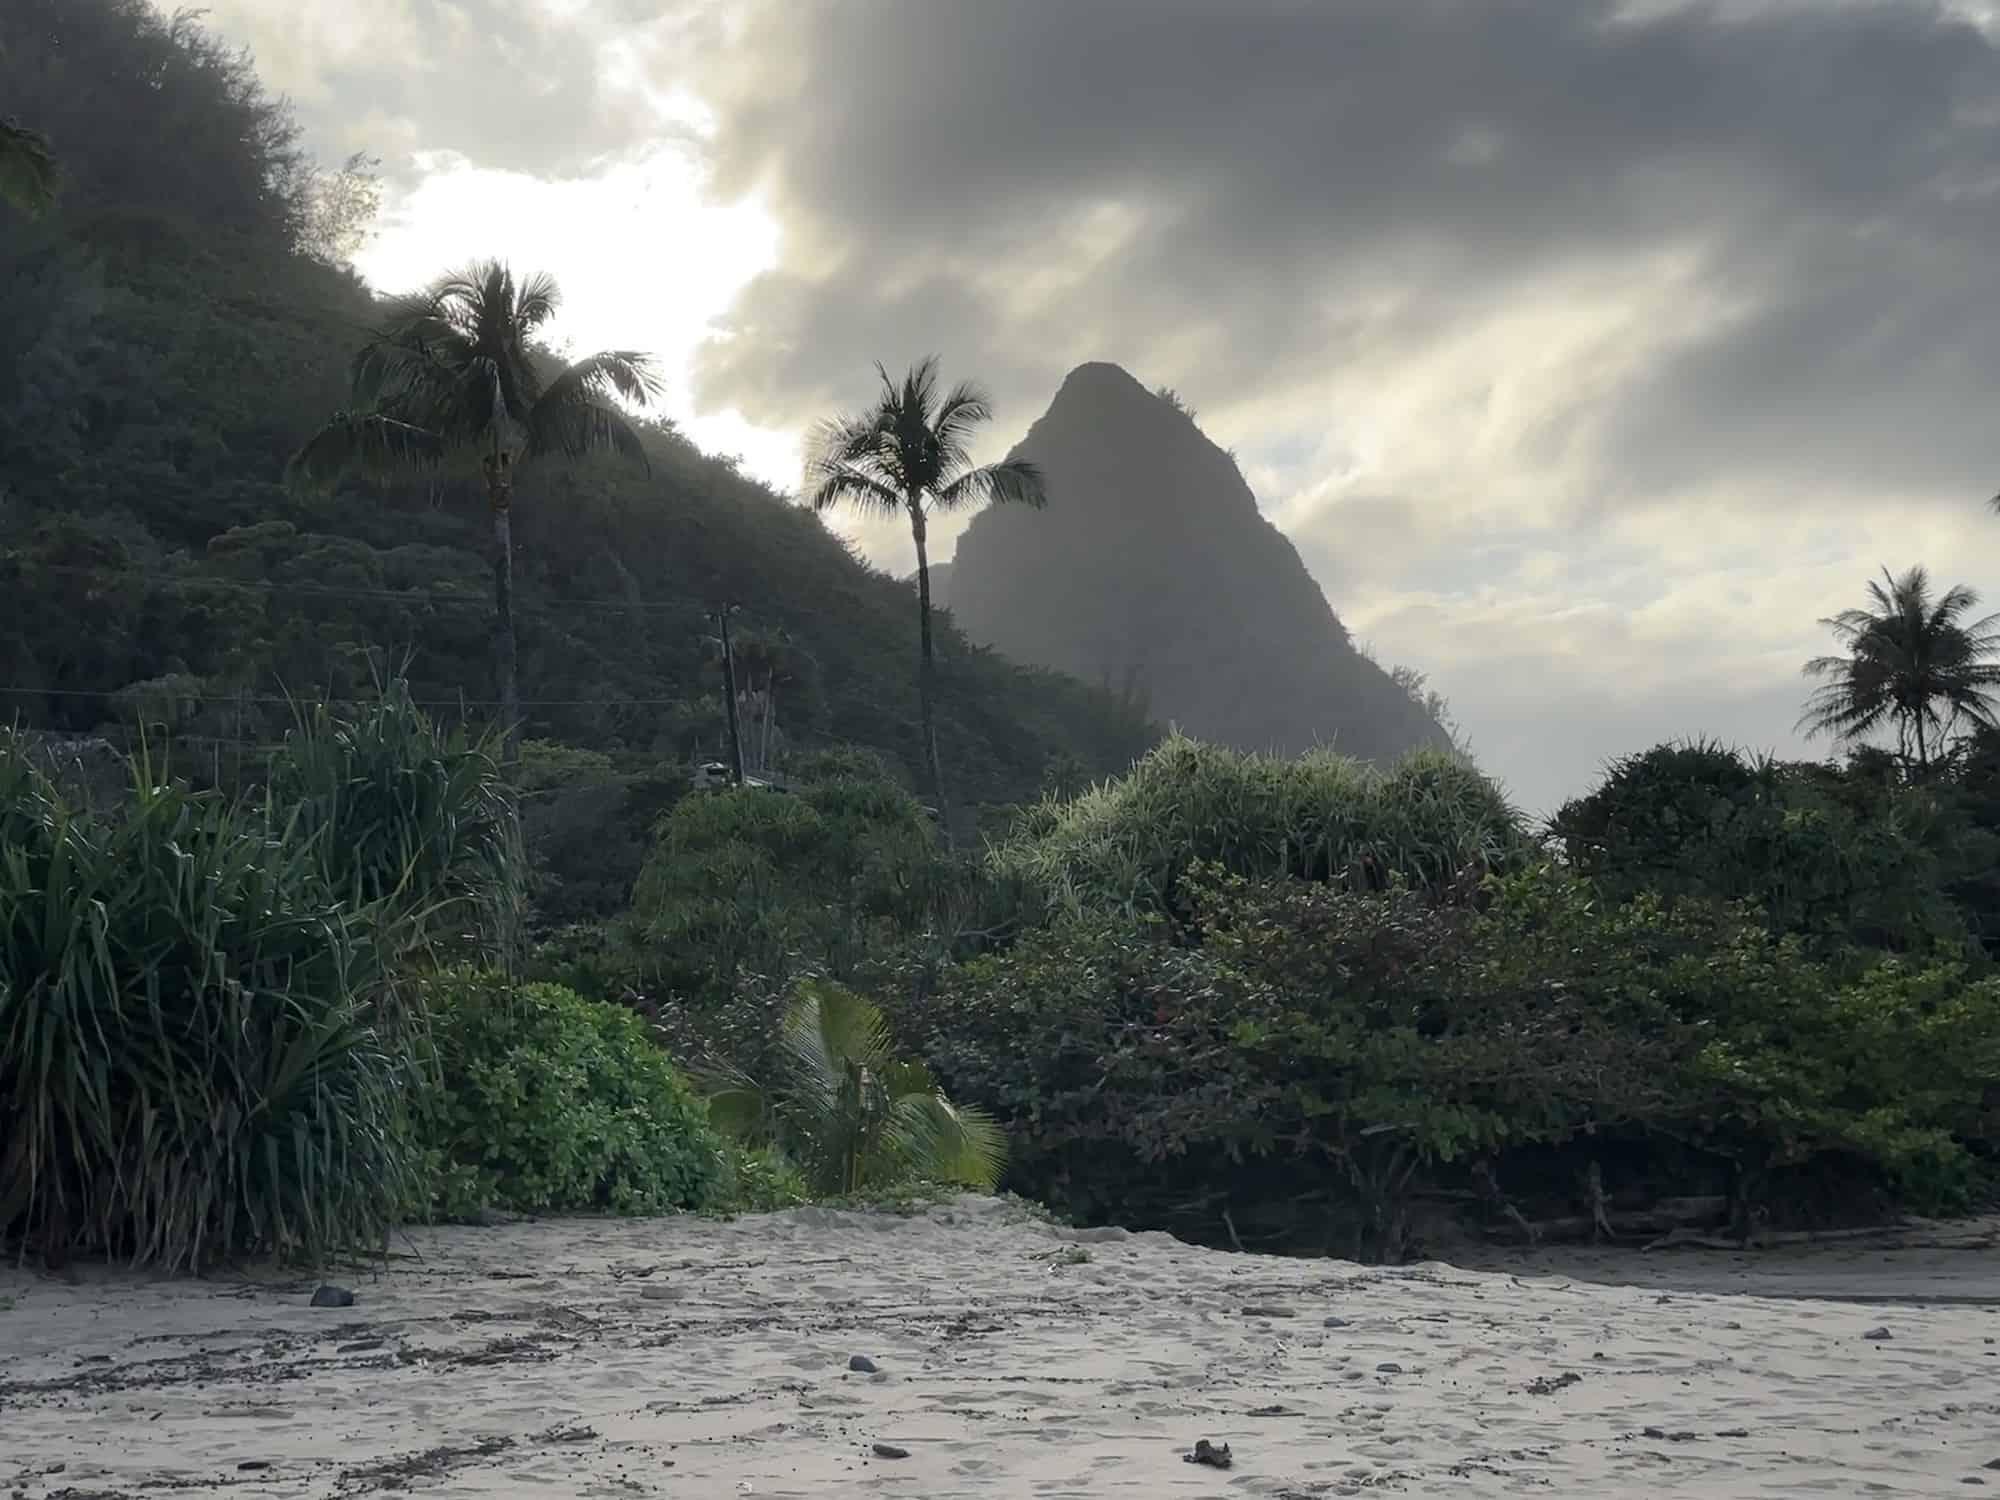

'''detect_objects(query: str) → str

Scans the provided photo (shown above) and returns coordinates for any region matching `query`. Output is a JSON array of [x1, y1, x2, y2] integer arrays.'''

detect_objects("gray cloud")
[[675, 0, 2000, 809], [183, 0, 718, 178], [176, 0, 2000, 810], [692, 0, 2000, 491]]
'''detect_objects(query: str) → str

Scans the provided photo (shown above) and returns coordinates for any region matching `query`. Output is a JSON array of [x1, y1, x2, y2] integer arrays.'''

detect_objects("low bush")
[[415, 969, 725, 1220], [628, 766, 955, 999]]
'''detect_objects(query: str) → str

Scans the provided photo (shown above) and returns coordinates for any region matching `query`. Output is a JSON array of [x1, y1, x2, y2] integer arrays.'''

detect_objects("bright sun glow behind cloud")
[[351, 147, 794, 487]]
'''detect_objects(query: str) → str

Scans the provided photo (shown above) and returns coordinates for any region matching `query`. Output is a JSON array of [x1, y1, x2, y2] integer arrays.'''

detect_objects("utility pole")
[[712, 603, 747, 786]]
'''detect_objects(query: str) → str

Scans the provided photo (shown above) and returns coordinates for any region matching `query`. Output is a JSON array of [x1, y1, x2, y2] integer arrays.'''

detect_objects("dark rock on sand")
[[1185, 1439, 1233, 1470]]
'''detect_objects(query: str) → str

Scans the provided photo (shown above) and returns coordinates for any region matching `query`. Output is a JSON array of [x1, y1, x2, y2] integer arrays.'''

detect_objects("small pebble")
[[1242, 1305, 1295, 1318], [848, 1355, 879, 1373], [308, 1285, 354, 1309], [1323, 1316, 1350, 1329], [1862, 1327, 1893, 1341], [1375, 1362, 1404, 1374], [871, 1443, 909, 1460], [237, 1461, 271, 1472]]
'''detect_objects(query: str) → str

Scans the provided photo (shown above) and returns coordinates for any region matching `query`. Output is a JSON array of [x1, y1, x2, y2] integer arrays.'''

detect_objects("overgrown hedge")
[[901, 865, 2000, 1258]]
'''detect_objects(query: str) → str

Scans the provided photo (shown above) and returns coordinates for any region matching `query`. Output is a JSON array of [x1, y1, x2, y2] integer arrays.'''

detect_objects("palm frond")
[[930, 378, 994, 472], [934, 458, 1048, 514], [887, 1091, 1007, 1190], [536, 349, 662, 412], [806, 458, 907, 518], [287, 412, 446, 492], [514, 270, 562, 332], [524, 397, 648, 465], [699, 1059, 778, 1148]]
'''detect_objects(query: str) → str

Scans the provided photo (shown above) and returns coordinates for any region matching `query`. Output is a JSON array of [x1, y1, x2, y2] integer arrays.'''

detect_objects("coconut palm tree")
[[1798, 565, 2000, 776], [807, 358, 1045, 841], [290, 262, 659, 761], [732, 628, 809, 774], [0, 119, 59, 218], [704, 981, 1005, 1196]]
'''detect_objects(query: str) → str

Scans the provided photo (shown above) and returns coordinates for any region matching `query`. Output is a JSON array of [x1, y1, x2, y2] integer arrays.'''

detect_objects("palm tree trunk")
[[910, 504, 954, 849], [484, 449, 520, 765], [761, 679, 776, 771]]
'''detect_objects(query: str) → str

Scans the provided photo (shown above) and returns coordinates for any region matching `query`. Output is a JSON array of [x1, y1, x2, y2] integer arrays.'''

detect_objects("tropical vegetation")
[[291, 264, 663, 762], [6, 0, 2000, 1277], [1799, 565, 2000, 775]]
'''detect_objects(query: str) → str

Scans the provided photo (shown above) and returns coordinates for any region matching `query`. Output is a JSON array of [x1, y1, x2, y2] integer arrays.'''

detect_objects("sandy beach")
[[3, 1197, 1997, 1497]]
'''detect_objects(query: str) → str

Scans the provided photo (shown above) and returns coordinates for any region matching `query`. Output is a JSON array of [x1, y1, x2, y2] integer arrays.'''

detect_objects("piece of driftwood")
[[1483, 1195, 1729, 1245], [1643, 1220, 1919, 1253]]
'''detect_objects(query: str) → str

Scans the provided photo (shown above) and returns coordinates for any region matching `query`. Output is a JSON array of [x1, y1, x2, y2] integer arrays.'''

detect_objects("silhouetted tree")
[[807, 358, 1046, 839], [290, 262, 660, 760], [1799, 565, 2000, 776]]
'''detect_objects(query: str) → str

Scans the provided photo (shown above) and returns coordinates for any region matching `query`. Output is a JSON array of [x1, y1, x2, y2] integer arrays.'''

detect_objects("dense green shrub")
[[906, 863, 2000, 1258], [1550, 739, 1976, 954], [0, 732, 411, 1269], [415, 969, 725, 1219], [990, 735, 1525, 923], [628, 762, 979, 998]]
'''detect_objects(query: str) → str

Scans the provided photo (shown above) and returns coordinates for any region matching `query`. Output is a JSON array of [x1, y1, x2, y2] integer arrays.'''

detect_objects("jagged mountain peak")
[[940, 365, 1446, 763]]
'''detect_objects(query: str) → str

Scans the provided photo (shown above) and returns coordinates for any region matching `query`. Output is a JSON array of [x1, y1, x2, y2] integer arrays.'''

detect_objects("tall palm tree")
[[0, 119, 60, 218], [290, 262, 659, 761], [806, 358, 1045, 839], [1799, 565, 2000, 775]]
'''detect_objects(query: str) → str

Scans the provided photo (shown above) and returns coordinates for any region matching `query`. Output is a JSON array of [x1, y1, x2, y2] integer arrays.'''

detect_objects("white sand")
[[3, 1197, 1997, 1496]]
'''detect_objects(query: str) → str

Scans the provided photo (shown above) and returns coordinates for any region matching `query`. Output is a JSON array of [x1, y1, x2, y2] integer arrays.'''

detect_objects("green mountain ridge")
[[0, 0, 1158, 920]]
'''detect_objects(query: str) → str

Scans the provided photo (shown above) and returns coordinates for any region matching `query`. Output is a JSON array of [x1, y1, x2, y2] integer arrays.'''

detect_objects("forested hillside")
[[0, 0, 1156, 916]]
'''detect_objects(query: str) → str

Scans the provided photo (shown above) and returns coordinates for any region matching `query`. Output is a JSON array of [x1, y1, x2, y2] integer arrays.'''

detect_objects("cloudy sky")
[[174, 0, 2000, 813]]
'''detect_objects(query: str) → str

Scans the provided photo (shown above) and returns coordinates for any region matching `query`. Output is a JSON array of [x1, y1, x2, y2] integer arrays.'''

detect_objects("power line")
[[0, 684, 712, 709], [15, 561, 713, 616]]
